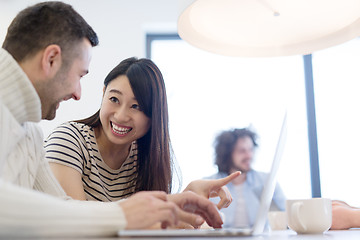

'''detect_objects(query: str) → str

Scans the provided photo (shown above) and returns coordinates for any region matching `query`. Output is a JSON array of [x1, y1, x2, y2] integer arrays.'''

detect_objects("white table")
[[7, 229, 360, 239], [113, 229, 360, 240], [256, 229, 360, 240]]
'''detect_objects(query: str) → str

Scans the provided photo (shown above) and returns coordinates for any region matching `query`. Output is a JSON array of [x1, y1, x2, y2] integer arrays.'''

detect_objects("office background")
[[1, 0, 360, 206]]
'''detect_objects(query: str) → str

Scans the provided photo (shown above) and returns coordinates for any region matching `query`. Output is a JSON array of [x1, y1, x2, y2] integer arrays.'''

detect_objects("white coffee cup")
[[286, 198, 332, 234], [268, 211, 287, 230]]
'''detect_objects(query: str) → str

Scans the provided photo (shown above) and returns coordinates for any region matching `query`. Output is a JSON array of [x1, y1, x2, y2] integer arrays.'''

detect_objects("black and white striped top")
[[44, 122, 138, 202]]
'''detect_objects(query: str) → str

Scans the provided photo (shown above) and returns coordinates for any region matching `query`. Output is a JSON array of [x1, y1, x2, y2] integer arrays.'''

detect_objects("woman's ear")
[[103, 86, 106, 95], [41, 44, 62, 78]]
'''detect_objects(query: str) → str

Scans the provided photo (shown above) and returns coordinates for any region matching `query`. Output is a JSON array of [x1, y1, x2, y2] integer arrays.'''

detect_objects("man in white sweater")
[[0, 1, 226, 237]]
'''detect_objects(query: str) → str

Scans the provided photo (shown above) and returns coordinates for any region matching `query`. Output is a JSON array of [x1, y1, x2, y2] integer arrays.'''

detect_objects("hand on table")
[[167, 191, 223, 229], [331, 200, 360, 230], [119, 190, 224, 230], [119, 191, 179, 229]]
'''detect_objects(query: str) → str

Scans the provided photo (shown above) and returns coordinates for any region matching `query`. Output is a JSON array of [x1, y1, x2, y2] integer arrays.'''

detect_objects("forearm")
[[0, 180, 126, 237], [348, 209, 360, 228]]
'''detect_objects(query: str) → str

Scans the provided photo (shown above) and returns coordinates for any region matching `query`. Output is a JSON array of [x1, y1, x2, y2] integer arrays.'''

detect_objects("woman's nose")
[[114, 106, 130, 122]]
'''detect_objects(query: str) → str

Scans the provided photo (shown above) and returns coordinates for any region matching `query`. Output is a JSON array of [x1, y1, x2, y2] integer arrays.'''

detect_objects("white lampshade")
[[177, 0, 360, 57]]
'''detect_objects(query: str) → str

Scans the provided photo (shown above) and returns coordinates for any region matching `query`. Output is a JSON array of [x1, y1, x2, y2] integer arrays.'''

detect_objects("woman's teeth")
[[112, 123, 131, 134]]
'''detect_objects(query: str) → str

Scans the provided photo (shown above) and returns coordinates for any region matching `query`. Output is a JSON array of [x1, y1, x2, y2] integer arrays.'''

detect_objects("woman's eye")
[[131, 104, 141, 110], [109, 97, 119, 103]]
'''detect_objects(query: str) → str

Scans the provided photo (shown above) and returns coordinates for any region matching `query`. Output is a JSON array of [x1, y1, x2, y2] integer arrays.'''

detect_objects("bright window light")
[[151, 38, 311, 199]]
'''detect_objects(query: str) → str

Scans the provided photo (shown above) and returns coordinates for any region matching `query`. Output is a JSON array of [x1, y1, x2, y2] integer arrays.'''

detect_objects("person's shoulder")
[[55, 121, 91, 133], [23, 122, 43, 140], [250, 169, 267, 176], [47, 121, 92, 140], [247, 169, 268, 181]]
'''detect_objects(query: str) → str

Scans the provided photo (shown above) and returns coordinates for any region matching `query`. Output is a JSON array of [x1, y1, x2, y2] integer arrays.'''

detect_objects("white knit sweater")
[[0, 48, 127, 237]]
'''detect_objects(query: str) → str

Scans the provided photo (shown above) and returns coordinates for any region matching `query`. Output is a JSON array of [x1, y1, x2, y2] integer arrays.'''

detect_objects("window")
[[313, 38, 360, 206], [149, 35, 311, 198]]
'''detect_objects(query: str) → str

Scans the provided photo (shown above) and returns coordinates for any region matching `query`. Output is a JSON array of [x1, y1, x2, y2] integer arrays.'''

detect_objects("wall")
[[0, 0, 178, 137]]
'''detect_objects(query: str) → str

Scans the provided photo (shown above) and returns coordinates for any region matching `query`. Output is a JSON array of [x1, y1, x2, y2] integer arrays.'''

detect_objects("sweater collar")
[[0, 48, 41, 124]]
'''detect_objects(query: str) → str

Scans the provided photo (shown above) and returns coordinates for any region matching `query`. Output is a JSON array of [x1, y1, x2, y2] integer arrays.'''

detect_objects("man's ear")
[[41, 44, 62, 78]]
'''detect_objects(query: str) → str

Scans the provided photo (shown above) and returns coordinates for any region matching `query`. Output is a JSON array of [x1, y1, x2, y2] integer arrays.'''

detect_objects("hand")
[[332, 200, 358, 209], [167, 191, 223, 229], [119, 191, 179, 229], [331, 200, 360, 230], [184, 171, 241, 209]]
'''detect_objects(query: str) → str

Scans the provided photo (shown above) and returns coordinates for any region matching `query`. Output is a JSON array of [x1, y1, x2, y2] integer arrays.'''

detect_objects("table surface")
[[17, 229, 359, 240], [114, 229, 360, 240]]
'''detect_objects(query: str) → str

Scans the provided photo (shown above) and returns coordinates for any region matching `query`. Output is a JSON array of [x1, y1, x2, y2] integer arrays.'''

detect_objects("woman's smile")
[[110, 121, 132, 137]]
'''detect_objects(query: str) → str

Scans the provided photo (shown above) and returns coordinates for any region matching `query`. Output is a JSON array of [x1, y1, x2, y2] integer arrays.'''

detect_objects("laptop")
[[118, 113, 287, 237]]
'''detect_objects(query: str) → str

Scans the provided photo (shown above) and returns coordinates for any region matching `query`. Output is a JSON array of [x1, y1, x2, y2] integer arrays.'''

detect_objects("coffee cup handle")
[[292, 202, 307, 232]]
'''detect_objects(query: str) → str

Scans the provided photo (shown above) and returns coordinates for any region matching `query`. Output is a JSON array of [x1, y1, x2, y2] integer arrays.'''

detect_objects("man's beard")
[[233, 166, 249, 173], [42, 101, 58, 120], [42, 64, 69, 120], [231, 159, 251, 173]]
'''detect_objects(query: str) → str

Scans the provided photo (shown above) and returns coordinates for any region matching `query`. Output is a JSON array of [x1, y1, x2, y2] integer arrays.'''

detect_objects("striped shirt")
[[44, 121, 138, 202]]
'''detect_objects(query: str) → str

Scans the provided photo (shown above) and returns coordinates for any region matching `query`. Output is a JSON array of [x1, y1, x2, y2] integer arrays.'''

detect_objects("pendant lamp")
[[177, 0, 360, 57]]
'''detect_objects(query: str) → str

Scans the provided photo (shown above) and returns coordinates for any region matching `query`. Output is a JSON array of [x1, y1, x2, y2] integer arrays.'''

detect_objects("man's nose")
[[72, 83, 82, 101], [245, 150, 253, 158]]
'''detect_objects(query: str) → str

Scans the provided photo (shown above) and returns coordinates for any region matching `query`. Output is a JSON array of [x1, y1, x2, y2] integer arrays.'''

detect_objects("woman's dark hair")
[[77, 57, 173, 193], [214, 128, 258, 174]]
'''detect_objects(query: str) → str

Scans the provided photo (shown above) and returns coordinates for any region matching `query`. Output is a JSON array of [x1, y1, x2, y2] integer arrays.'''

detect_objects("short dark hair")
[[76, 57, 175, 194], [214, 128, 258, 174], [2, 1, 98, 62]]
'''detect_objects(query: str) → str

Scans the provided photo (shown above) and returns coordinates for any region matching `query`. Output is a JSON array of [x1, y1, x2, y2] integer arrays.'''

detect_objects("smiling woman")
[[44, 57, 175, 201]]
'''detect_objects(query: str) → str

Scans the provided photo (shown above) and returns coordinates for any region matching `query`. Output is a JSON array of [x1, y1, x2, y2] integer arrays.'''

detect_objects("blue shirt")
[[206, 170, 286, 228]]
